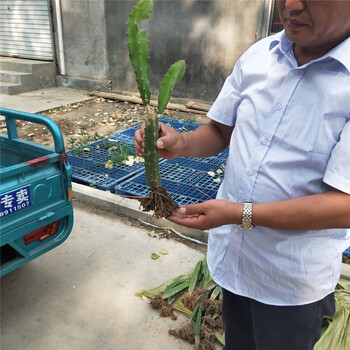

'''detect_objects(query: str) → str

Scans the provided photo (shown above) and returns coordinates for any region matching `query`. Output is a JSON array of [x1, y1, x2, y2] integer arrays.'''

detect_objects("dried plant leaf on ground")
[[136, 259, 225, 349], [137, 257, 350, 350]]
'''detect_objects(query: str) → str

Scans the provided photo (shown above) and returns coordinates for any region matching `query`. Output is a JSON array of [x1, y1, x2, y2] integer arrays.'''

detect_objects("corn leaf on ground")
[[137, 259, 350, 350], [136, 259, 224, 349]]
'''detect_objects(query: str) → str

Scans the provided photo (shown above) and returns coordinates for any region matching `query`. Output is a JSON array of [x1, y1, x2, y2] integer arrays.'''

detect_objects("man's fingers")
[[169, 206, 199, 218], [134, 121, 182, 158], [156, 123, 181, 153], [134, 123, 145, 156], [180, 203, 206, 216], [167, 212, 203, 228]]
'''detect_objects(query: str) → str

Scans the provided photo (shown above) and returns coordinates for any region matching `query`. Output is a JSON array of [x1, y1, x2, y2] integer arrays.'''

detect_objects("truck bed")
[[1, 136, 52, 168], [0, 107, 74, 277]]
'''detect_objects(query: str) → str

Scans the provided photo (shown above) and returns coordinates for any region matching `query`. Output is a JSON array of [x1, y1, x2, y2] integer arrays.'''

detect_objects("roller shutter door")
[[0, 0, 54, 61]]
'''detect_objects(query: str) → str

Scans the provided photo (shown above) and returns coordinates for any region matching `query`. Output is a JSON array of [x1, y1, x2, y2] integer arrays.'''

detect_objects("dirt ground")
[[0, 96, 210, 151]]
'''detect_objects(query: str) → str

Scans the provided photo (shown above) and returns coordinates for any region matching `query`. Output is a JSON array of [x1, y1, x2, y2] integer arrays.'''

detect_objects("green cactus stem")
[[158, 60, 186, 115], [143, 109, 160, 189], [127, 0, 152, 105], [127, 0, 186, 218], [143, 60, 186, 190]]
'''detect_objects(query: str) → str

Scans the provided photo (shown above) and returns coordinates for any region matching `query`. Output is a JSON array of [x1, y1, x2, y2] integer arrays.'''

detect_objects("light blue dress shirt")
[[207, 31, 350, 306]]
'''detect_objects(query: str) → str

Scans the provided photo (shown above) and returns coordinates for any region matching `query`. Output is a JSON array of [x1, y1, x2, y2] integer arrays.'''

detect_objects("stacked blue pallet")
[[67, 117, 206, 193], [67, 138, 144, 192], [109, 117, 201, 144], [111, 117, 229, 203], [115, 149, 228, 205]]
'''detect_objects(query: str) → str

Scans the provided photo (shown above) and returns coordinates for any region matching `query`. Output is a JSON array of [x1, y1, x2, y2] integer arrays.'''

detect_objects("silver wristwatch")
[[238, 201, 254, 229]]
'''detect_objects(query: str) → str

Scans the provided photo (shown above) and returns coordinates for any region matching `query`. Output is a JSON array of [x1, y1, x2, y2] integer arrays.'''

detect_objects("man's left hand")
[[167, 199, 241, 230]]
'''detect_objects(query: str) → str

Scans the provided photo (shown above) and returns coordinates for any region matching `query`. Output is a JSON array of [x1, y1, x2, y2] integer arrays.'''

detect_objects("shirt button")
[[248, 170, 254, 176], [276, 104, 282, 110], [234, 228, 238, 233], [293, 70, 299, 76], [261, 138, 268, 145]]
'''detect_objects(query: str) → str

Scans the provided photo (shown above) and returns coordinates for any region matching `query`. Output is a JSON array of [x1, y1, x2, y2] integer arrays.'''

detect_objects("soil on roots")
[[169, 323, 195, 344], [139, 186, 178, 219], [182, 289, 207, 311], [150, 293, 177, 320], [169, 320, 218, 350], [164, 291, 224, 349]]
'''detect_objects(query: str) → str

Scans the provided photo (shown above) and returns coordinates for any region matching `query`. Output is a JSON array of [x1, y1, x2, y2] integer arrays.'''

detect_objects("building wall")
[[54, 0, 109, 90], [56, 0, 263, 101]]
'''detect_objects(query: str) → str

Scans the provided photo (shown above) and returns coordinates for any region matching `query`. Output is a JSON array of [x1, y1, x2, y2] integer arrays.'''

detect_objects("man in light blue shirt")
[[135, 0, 350, 348]]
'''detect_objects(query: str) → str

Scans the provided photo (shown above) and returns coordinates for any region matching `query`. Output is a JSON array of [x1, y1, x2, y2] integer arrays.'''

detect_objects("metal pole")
[[55, 0, 66, 75]]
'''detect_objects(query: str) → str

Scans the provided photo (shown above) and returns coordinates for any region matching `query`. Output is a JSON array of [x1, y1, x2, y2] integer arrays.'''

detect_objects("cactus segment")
[[127, 0, 153, 105], [144, 112, 161, 189], [129, 0, 153, 23], [126, 0, 185, 218], [158, 60, 186, 114]]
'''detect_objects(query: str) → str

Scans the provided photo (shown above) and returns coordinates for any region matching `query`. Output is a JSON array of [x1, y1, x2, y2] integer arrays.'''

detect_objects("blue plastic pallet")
[[67, 138, 136, 163], [344, 247, 350, 256], [66, 118, 206, 193], [115, 154, 227, 206], [115, 174, 218, 206], [68, 156, 145, 192], [109, 117, 202, 144], [166, 148, 229, 167], [67, 138, 145, 192], [69, 164, 118, 191], [67, 118, 228, 200]]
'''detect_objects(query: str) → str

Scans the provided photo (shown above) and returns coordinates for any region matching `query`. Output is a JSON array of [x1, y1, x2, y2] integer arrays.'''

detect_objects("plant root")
[[182, 289, 207, 311], [139, 186, 178, 219], [169, 318, 220, 350], [169, 322, 195, 344], [168, 298, 224, 350], [202, 298, 223, 316], [150, 293, 177, 320]]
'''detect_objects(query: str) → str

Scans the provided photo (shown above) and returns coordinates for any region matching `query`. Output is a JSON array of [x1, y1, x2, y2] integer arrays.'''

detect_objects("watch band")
[[238, 201, 254, 229]]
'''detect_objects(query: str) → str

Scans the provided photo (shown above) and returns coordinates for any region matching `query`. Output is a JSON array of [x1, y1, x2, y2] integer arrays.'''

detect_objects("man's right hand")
[[134, 122, 184, 159]]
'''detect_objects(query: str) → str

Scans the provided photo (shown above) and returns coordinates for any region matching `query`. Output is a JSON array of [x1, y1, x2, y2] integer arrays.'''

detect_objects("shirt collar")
[[269, 30, 350, 72], [327, 37, 350, 72], [269, 30, 290, 52]]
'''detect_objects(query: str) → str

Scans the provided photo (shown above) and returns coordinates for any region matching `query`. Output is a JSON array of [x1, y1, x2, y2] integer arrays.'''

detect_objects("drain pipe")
[[256, 0, 266, 41], [55, 0, 65, 75], [256, 0, 273, 41], [265, 0, 274, 38]]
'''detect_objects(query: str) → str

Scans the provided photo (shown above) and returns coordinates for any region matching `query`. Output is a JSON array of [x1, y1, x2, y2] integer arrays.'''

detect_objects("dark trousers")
[[222, 288, 335, 350]]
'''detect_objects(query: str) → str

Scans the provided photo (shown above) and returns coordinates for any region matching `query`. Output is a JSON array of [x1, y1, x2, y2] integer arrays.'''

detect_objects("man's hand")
[[167, 199, 241, 230], [134, 122, 183, 159], [167, 189, 350, 231]]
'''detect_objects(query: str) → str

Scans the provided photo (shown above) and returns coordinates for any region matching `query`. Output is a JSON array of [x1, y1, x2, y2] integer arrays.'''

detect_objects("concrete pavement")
[[1, 201, 209, 350], [0, 87, 92, 114]]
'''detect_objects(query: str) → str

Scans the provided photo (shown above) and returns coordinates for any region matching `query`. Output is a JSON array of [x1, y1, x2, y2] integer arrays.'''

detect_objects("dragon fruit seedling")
[[127, 0, 186, 218]]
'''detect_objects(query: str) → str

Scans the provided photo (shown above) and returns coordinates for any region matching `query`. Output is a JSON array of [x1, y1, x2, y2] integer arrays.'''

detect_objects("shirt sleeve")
[[323, 120, 350, 194], [207, 59, 243, 127]]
